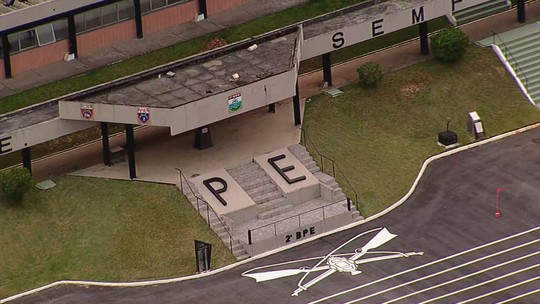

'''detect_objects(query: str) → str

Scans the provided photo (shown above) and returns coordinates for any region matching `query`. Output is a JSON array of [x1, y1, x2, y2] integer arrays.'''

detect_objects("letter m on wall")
[[412, 6, 425, 24]]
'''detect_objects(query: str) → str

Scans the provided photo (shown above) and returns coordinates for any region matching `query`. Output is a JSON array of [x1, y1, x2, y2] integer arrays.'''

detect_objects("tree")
[[0, 167, 33, 204], [431, 27, 469, 62], [357, 61, 384, 87]]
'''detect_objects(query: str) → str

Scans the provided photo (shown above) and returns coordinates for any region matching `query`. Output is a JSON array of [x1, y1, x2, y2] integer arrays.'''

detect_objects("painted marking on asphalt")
[[494, 288, 540, 304], [349, 249, 539, 304], [417, 265, 539, 304], [457, 277, 539, 304], [309, 227, 539, 304]]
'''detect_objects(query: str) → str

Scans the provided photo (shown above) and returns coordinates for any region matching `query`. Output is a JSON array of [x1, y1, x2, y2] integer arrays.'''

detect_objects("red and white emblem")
[[137, 107, 150, 124], [81, 104, 93, 119]]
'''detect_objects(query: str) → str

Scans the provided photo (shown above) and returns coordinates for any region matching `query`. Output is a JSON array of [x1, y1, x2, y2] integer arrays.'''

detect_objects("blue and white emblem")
[[228, 93, 242, 112], [137, 107, 150, 124], [81, 104, 93, 120]]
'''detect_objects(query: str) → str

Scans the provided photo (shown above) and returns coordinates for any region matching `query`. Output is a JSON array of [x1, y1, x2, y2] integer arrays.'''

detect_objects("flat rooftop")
[[0, 102, 58, 136], [0, 0, 50, 16], [68, 32, 299, 108], [303, 0, 424, 39]]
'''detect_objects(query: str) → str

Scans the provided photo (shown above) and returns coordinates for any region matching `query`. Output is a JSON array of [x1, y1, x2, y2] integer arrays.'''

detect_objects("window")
[[35, 24, 56, 46], [52, 19, 69, 40], [101, 3, 119, 25], [141, 0, 190, 15], [18, 30, 37, 51], [75, 13, 86, 33], [85, 7, 102, 30], [118, 0, 134, 20], [7, 33, 19, 53]]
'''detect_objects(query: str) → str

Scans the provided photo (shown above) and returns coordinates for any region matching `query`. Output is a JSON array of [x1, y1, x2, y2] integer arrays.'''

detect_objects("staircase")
[[498, 30, 540, 104], [288, 144, 362, 221], [450, 0, 510, 25], [179, 181, 250, 260], [227, 161, 293, 220]]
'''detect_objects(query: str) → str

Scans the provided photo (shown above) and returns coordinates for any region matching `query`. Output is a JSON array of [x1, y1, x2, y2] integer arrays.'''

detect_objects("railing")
[[247, 198, 353, 244], [492, 31, 529, 89], [175, 168, 236, 253], [300, 128, 361, 211]]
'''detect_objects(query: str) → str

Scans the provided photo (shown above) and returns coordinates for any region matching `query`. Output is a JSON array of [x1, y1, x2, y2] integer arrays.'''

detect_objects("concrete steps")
[[289, 144, 363, 222], [452, 0, 510, 25], [496, 28, 540, 105], [227, 161, 291, 220], [178, 180, 249, 260]]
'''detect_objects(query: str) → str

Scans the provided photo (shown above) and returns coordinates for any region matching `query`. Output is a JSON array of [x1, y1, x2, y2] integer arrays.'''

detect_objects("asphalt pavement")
[[10, 119, 540, 303]]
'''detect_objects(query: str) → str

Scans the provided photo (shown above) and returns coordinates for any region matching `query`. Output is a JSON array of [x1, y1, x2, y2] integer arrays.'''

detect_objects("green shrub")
[[0, 167, 33, 204], [357, 62, 384, 87], [430, 27, 469, 62]]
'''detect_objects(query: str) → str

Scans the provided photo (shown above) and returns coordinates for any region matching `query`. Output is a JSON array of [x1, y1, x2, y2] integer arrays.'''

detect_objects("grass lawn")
[[0, 176, 235, 298], [302, 45, 540, 216]]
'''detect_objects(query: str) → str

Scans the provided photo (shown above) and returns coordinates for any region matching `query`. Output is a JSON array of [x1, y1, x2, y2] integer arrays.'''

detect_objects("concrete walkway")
[[0, 0, 309, 98], [18, 1, 540, 183]]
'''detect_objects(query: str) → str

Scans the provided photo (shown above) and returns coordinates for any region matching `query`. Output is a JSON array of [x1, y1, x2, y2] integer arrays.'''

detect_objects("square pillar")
[[22, 147, 31, 174], [419, 21, 429, 55], [101, 122, 111, 166], [125, 124, 137, 179], [293, 82, 301, 126], [322, 53, 333, 86], [194, 126, 213, 150]]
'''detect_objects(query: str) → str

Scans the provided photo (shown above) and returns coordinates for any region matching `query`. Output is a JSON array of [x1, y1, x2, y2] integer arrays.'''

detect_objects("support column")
[[133, 0, 144, 38], [67, 15, 78, 58], [194, 126, 213, 150], [22, 147, 31, 174], [125, 124, 137, 179], [419, 21, 429, 55], [293, 82, 301, 126], [101, 122, 111, 167], [517, 0, 526, 23], [268, 103, 276, 113], [198, 0, 208, 18], [1, 34, 12, 78], [322, 53, 333, 86]]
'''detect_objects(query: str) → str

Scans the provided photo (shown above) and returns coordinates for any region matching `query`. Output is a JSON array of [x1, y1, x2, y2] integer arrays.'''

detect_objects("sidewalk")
[[0, 0, 309, 98], [17, 2, 540, 182]]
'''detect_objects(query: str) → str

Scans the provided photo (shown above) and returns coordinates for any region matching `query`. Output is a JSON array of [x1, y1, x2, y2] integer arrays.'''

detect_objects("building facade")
[[0, 0, 252, 79]]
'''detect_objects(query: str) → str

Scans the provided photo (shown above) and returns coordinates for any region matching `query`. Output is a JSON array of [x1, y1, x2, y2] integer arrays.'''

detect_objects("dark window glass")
[[75, 13, 86, 33], [19, 30, 37, 50], [101, 3, 118, 25], [8, 33, 20, 53], [85, 8, 102, 30], [118, 0, 134, 20], [52, 19, 69, 40], [152, 0, 167, 9], [168, 0, 187, 4], [141, 0, 151, 13]]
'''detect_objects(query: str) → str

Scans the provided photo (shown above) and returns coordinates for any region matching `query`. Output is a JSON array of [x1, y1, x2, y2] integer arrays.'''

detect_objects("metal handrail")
[[492, 31, 529, 89], [175, 168, 235, 252], [300, 128, 360, 208], [248, 198, 352, 244]]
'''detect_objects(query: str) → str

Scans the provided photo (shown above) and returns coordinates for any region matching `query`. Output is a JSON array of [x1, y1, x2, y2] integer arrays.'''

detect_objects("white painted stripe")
[[418, 267, 539, 304], [495, 288, 540, 304], [350, 251, 539, 304], [400, 255, 539, 304], [309, 227, 539, 304], [457, 277, 539, 304]]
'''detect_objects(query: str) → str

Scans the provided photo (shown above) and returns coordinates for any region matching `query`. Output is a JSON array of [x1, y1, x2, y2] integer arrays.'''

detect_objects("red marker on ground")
[[495, 187, 503, 218]]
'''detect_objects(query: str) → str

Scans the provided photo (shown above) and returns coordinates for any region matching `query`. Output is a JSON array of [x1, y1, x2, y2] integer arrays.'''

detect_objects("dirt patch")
[[201, 38, 228, 52], [399, 83, 426, 98]]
